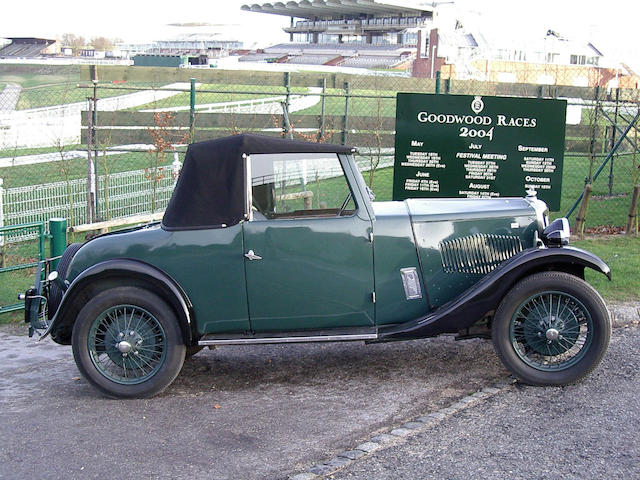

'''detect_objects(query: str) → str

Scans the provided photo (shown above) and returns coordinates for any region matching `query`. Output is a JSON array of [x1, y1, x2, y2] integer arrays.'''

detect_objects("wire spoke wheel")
[[510, 291, 592, 371], [88, 305, 167, 385], [492, 272, 610, 386], [73, 287, 186, 398]]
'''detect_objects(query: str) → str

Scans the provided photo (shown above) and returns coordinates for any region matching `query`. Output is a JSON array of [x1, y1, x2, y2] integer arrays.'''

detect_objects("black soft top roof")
[[162, 134, 353, 230]]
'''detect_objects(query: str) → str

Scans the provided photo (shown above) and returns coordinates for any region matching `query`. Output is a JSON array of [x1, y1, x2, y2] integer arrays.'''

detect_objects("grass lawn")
[[574, 235, 640, 303], [295, 88, 397, 117], [0, 69, 81, 88], [0, 149, 177, 189], [0, 236, 46, 324], [125, 83, 312, 112], [16, 83, 165, 110]]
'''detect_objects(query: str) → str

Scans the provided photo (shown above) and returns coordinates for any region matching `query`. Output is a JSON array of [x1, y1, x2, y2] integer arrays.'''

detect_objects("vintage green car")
[[23, 134, 611, 398]]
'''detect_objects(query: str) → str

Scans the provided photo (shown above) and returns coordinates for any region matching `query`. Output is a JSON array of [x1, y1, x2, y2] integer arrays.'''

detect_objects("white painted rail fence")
[[0, 166, 179, 242], [0, 153, 392, 243]]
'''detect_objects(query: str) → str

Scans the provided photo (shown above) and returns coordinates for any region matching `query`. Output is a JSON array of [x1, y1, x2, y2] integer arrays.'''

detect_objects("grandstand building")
[[238, 1, 633, 87], [240, 0, 433, 69], [145, 34, 242, 56], [120, 33, 242, 66], [0, 38, 60, 58]]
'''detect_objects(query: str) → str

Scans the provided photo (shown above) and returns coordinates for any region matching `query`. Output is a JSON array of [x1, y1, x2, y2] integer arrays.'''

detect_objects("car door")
[[242, 152, 375, 332]]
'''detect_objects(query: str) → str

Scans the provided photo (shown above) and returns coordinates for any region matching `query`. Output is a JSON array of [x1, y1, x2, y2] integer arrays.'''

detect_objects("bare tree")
[[61, 33, 85, 55], [146, 112, 190, 212], [89, 37, 114, 52]]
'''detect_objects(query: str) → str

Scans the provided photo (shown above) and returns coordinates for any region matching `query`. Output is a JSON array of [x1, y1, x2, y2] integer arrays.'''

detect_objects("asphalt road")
[[331, 324, 640, 480], [0, 324, 507, 480]]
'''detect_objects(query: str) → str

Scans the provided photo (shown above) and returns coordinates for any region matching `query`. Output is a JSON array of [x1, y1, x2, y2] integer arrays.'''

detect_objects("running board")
[[198, 329, 378, 346]]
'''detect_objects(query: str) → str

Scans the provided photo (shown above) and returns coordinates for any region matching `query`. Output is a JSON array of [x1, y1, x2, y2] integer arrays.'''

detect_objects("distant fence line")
[[1, 65, 639, 232]]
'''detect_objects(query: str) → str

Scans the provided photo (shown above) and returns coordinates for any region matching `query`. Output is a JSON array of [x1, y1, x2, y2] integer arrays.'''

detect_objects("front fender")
[[379, 246, 610, 340], [42, 259, 195, 346]]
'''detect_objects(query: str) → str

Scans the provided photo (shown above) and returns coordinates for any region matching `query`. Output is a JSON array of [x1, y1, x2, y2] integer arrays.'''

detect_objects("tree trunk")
[[626, 185, 640, 235], [574, 184, 592, 238]]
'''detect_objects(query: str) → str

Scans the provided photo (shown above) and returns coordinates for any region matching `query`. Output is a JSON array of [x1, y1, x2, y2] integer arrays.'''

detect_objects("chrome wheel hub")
[[116, 340, 132, 353], [114, 330, 143, 356], [545, 328, 560, 341]]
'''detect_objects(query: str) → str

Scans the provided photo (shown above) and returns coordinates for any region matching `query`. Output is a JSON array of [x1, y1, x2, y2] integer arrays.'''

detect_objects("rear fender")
[[379, 246, 610, 340], [43, 259, 196, 346]]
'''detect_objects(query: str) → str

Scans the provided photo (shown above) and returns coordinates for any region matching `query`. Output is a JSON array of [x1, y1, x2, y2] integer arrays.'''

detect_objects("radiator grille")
[[439, 234, 523, 275]]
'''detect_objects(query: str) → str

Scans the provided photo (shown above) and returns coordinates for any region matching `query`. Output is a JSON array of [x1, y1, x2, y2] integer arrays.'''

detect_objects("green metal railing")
[[0, 221, 46, 314], [0, 218, 67, 315]]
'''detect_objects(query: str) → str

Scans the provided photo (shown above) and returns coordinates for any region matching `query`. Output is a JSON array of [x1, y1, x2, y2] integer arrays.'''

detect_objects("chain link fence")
[[1, 63, 639, 312], [1, 65, 639, 231]]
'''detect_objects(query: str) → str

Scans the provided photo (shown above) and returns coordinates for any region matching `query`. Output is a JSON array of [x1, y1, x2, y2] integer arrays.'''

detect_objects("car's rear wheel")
[[72, 287, 185, 398], [492, 271, 610, 386]]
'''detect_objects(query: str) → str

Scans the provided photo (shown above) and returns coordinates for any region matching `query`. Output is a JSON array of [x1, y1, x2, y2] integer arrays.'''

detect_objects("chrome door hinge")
[[368, 232, 374, 243], [372, 291, 376, 303]]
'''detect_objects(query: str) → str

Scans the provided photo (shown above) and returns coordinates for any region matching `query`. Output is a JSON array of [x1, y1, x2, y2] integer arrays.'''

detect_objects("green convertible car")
[[23, 134, 611, 398]]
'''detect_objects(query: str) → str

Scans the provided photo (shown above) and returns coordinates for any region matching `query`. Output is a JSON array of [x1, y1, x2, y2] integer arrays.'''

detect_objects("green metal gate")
[[0, 222, 46, 314], [0, 218, 67, 315]]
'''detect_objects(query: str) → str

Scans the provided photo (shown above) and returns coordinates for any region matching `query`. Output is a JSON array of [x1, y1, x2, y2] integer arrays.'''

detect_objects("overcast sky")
[[0, 0, 636, 67]]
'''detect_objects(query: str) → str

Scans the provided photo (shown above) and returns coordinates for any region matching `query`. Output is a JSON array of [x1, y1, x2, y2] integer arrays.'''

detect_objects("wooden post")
[[318, 77, 326, 141], [342, 82, 350, 145], [626, 185, 640, 235], [574, 184, 592, 238]]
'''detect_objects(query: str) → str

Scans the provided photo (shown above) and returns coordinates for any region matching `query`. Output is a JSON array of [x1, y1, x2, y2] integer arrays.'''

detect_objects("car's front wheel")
[[492, 271, 610, 386], [72, 287, 186, 398]]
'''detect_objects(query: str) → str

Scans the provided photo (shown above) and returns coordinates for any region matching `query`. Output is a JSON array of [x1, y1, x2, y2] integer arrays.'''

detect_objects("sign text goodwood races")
[[393, 93, 567, 210]]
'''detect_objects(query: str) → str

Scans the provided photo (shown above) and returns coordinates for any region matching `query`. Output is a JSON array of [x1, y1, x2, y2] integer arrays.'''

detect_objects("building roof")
[[241, 1, 432, 20], [7, 37, 56, 44]]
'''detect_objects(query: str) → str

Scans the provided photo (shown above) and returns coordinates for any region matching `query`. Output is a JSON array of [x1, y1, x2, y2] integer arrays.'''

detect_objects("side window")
[[250, 153, 356, 220]]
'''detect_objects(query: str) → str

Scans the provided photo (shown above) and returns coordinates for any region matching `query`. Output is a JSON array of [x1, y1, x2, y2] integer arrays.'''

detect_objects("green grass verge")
[[0, 238, 46, 324], [0, 144, 86, 159], [575, 235, 640, 302], [0, 69, 81, 88], [16, 83, 163, 110]]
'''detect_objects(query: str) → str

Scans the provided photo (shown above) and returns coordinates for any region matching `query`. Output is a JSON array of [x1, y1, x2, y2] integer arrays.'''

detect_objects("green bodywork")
[[63, 153, 543, 337]]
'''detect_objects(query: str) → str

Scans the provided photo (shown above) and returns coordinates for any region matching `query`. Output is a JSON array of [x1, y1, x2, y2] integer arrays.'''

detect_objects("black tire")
[[185, 345, 204, 358], [492, 271, 610, 386], [48, 242, 83, 318], [72, 287, 186, 398]]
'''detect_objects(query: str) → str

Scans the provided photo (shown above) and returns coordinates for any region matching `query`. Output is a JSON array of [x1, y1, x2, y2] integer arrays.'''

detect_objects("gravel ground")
[[0, 325, 507, 480], [329, 324, 640, 480], [1, 307, 637, 480]]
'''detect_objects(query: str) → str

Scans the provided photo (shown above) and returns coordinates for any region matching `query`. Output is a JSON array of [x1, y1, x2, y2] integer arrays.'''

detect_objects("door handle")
[[244, 250, 262, 261]]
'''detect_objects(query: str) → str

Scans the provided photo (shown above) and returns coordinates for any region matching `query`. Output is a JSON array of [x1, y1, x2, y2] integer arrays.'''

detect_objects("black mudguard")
[[378, 246, 610, 341], [42, 259, 196, 346]]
